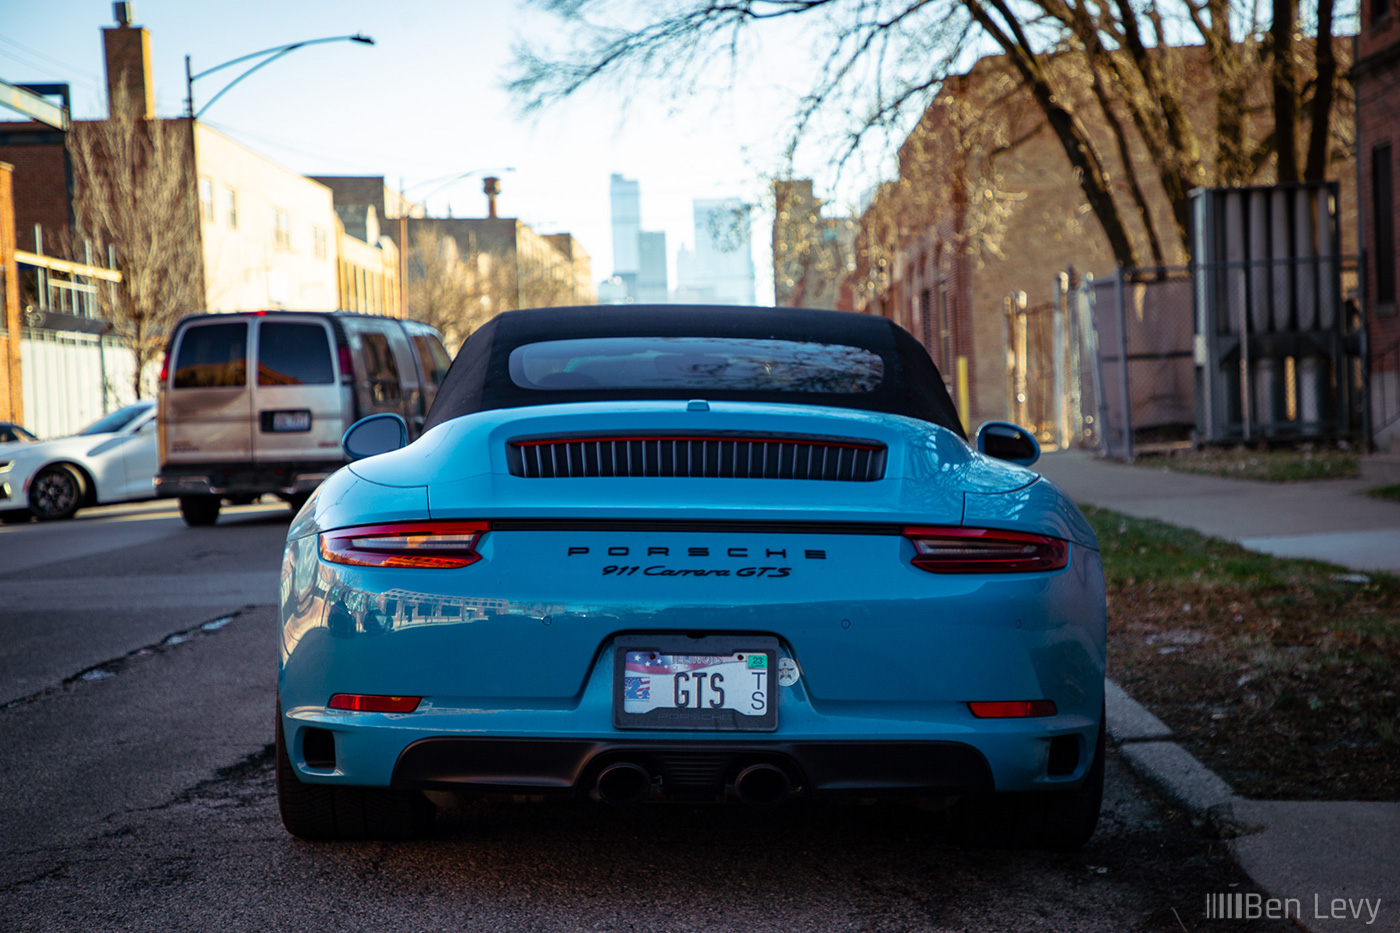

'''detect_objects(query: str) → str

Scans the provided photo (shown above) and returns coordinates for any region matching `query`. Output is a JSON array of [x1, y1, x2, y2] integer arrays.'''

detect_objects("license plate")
[[614, 636, 777, 732], [269, 410, 311, 432]]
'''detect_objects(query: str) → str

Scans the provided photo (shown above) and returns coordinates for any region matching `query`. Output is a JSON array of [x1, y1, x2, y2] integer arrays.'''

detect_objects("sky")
[[0, 0, 888, 304]]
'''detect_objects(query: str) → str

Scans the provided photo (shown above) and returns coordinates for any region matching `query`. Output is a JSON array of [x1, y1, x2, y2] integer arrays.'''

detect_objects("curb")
[[1105, 678, 1255, 839]]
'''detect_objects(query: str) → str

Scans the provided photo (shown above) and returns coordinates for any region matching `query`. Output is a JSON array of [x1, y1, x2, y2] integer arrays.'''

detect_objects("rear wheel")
[[29, 464, 85, 520], [949, 714, 1105, 851], [178, 495, 221, 527], [275, 706, 435, 841]]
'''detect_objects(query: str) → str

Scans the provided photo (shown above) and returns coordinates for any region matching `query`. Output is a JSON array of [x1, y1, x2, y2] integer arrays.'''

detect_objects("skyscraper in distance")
[[676, 198, 756, 305], [608, 173, 669, 302]]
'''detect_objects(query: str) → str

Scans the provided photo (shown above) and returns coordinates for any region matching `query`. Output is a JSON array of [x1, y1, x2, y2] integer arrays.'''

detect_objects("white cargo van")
[[156, 311, 451, 526]]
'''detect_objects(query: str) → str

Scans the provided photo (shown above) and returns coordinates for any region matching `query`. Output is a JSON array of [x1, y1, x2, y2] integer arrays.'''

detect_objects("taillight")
[[328, 694, 421, 713], [337, 345, 355, 383], [158, 352, 169, 383], [903, 527, 1068, 573], [319, 521, 488, 569], [968, 700, 1058, 718]]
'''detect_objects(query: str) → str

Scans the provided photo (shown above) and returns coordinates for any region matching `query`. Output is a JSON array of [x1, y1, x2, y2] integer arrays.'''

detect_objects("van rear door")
[[162, 319, 253, 466], [250, 316, 345, 464]]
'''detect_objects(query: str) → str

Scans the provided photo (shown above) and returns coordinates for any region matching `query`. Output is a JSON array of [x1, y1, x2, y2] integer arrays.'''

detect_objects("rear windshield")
[[173, 322, 248, 388], [257, 322, 334, 386], [508, 337, 884, 394]]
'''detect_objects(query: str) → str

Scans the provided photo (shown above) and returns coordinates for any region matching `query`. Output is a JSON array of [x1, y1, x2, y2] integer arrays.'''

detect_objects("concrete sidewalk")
[[1036, 451, 1400, 933], [1037, 449, 1400, 574]]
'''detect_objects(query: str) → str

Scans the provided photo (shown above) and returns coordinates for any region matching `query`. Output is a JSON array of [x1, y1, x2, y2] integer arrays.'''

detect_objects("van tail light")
[[338, 345, 355, 383], [903, 527, 1068, 573], [319, 521, 488, 569], [158, 352, 170, 383], [968, 700, 1058, 718], [328, 694, 421, 713]]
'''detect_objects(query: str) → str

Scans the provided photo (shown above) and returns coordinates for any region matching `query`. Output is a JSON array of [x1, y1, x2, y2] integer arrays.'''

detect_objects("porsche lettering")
[[568, 546, 823, 559]]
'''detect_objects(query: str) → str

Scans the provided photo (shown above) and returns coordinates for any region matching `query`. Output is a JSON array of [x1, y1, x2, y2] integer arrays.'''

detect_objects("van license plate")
[[267, 410, 311, 432]]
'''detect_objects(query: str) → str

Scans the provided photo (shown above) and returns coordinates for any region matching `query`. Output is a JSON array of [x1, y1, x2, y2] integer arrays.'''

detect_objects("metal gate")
[[1191, 184, 1364, 443]]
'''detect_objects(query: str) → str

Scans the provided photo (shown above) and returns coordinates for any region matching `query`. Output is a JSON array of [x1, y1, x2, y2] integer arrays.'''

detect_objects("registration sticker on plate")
[[614, 636, 778, 731]]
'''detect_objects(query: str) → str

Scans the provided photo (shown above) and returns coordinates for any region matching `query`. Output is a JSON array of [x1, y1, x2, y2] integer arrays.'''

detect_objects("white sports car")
[[0, 401, 158, 522]]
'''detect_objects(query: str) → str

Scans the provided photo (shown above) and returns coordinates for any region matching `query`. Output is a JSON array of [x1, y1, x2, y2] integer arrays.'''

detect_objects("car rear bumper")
[[280, 697, 1102, 798]]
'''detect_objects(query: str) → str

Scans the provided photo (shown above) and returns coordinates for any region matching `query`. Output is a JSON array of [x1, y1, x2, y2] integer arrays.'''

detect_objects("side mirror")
[[975, 421, 1040, 466], [342, 413, 407, 461]]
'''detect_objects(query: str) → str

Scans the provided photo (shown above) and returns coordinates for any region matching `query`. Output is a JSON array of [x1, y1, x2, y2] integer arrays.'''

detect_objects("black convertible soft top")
[[422, 305, 965, 437]]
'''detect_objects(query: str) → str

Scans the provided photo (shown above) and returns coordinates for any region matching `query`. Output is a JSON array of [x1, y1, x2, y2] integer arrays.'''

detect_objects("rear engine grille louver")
[[508, 435, 887, 482]]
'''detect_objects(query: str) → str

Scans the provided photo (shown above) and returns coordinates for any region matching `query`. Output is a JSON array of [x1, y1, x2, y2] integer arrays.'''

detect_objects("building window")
[[1375, 144, 1395, 307], [274, 209, 291, 249], [313, 226, 328, 261], [225, 188, 238, 229], [198, 177, 213, 222]]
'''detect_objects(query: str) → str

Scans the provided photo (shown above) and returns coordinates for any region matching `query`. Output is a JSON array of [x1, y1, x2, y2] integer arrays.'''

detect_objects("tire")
[[275, 705, 435, 841], [178, 495, 221, 527], [949, 713, 1106, 851], [28, 464, 85, 520]]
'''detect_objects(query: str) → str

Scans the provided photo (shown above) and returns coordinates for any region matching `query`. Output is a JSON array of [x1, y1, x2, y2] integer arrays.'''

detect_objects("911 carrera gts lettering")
[[599, 565, 793, 578]]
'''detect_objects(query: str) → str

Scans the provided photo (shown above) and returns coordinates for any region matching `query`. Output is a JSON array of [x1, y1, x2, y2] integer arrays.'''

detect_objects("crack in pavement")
[[1, 608, 257, 713]]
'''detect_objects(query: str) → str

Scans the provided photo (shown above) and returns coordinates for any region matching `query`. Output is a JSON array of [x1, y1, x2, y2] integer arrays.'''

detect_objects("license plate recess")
[[263, 409, 312, 433], [614, 634, 778, 732]]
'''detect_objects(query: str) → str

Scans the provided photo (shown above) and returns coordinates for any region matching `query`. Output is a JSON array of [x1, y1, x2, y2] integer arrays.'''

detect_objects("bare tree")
[[773, 180, 857, 308], [405, 227, 496, 352], [516, 258, 582, 309], [66, 88, 203, 398], [510, 0, 1353, 267]]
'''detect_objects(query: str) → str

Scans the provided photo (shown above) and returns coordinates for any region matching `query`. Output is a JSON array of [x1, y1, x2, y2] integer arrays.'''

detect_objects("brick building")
[[0, 123, 69, 254], [772, 179, 857, 311], [1356, 0, 1400, 449], [0, 14, 397, 319], [851, 46, 1357, 434]]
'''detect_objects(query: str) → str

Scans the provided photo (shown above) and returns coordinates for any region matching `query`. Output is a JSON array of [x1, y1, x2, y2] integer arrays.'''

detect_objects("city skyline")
[[0, 0, 864, 306]]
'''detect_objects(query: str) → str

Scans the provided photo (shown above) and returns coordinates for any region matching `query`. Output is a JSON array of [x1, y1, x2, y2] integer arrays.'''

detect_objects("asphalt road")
[[0, 499, 1293, 931]]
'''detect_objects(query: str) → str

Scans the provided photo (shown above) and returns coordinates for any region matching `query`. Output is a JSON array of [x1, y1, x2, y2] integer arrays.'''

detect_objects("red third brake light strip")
[[903, 527, 1069, 573], [319, 522, 489, 569]]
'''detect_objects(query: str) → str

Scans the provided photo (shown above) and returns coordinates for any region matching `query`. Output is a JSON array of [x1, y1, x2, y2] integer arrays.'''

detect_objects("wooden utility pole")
[[1, 161, 23, 424]]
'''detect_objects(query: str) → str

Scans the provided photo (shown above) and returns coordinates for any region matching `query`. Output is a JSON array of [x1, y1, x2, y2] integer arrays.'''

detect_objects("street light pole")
[[185, 34, 374, 120]]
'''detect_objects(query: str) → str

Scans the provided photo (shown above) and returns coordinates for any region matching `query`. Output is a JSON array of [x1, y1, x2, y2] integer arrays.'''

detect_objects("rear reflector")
[[904, 527, 1068, 573], [319, 521, 488, 569], [968, 700, 1058, 718], [328, 694, 421, 713]]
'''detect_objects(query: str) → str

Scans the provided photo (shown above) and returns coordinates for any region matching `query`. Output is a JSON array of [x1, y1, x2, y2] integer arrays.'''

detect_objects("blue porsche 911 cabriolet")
[[276, 305, 1106, 848]]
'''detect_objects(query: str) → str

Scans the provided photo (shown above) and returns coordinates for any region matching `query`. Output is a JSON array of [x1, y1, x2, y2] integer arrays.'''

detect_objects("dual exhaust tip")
[[593, 761, 793, 807]]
